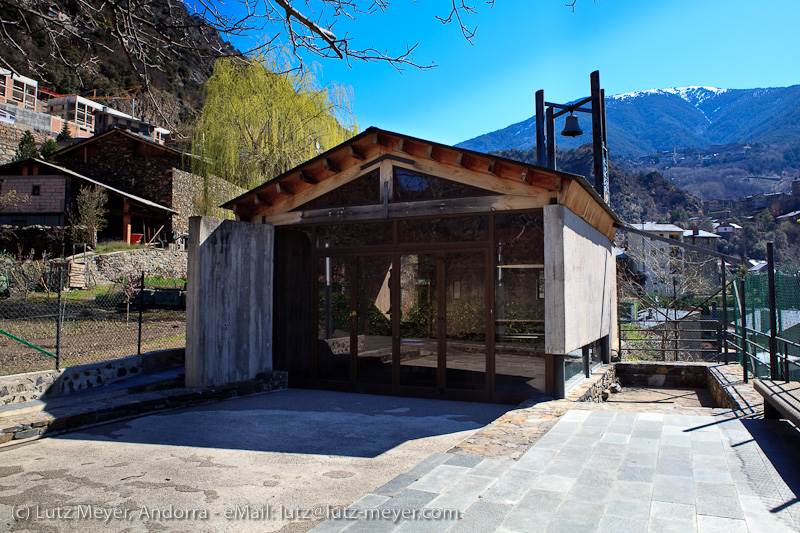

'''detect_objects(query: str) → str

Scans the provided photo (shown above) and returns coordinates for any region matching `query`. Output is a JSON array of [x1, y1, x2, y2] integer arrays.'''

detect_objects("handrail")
[[0, 328, 57, 359]]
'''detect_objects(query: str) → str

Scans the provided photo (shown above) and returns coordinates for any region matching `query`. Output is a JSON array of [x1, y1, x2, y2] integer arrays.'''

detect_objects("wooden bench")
[[753, 379, 800, 426]]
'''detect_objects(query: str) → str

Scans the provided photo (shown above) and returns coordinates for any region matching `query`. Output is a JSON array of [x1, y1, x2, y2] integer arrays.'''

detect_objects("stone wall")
[[83, 248, 187, 284], [0, 348, 184, 405], [615, 361, 708, 388], [0, 225, 73, 258], [0, 122, 56, 164], [171, 169, 244, 238], [568, 365, 617, 403]]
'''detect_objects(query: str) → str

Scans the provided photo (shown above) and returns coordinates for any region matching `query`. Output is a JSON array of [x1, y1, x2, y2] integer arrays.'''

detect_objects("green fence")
[[728, 264, 800, 381], [0, 263, 186, 376]]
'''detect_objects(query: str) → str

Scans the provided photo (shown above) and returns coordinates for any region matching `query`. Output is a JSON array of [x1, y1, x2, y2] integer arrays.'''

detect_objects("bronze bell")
[[561, 112, 583, 137]]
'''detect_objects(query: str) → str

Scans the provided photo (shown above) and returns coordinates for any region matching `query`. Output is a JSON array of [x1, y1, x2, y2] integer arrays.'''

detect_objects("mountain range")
[[457, 84, 800, 157]]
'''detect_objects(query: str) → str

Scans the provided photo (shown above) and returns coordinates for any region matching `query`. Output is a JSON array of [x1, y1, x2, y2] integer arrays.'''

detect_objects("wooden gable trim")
[[558, 180, 616, 240], [227, 127, 619, 239], [259, 194, 553, 226], [389, 153, 549, 197]]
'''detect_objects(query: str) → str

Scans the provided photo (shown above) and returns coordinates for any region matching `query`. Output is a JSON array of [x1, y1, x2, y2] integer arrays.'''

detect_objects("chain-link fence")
[[728, 264, 800, 381], [0, 260, 186, 376]]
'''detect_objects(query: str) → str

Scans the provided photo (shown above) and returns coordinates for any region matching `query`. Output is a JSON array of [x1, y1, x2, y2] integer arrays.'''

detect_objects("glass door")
[[317, 255, 353, 383], [445, 252, 487, 392], [398, 254, 440, 389], [356, 255, 394, 387]]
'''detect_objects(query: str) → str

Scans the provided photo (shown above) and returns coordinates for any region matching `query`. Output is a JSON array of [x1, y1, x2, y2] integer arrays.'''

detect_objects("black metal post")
[[590, 71, 607, 202], [739, 278, 748, 383], [536, 90, 546, 167], [582, 345, 590, 378], [600, 335, 610, 364], [721, 260, 729, 364], [784, 340, 790, 382], [56, 265, 63, 370], [546, 106, 556, 170], [137, 271, 144, 355], [767, 242, 778, 380]]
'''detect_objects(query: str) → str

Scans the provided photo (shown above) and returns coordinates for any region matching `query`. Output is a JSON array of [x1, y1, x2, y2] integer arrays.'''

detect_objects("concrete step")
[[0, 366, 185, 420], [0, 370, 287, 447]]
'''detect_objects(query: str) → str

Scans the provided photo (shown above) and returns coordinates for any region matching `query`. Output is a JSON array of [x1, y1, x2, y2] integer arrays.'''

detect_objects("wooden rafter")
[[348, 145, 365, 160], [276, 182, 293, 196]]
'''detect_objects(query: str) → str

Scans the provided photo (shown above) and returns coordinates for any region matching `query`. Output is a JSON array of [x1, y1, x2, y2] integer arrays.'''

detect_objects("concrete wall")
[[186, 217, 274, 387], [544, 204, 616, 355]]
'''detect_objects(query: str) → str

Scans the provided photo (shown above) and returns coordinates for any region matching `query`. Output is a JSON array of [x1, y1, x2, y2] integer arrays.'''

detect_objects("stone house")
[[0, 158, 176, 243], [51, 128, 244, 243], [187, 127, 620, 402]]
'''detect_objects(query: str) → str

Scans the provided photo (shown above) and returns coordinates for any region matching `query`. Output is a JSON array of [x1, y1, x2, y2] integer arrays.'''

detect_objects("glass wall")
[[356, 255, 393, 386], [494, 212, 546, 398], [275, 204, 582, 402], [317, 256, 352, 383], [399, 254, 439, 388]]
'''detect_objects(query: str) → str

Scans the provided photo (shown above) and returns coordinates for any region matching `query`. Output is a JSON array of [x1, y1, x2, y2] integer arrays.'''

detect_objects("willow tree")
[[191, 56, 357, 213]]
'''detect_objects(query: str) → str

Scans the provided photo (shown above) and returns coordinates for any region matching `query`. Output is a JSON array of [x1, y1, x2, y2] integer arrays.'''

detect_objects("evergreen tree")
[[13, 131, 38, 161], [57, 123, 72, 141], [41, 138, 59, 159]]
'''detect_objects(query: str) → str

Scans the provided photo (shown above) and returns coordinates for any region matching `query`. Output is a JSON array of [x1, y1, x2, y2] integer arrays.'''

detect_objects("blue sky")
[[233, 0, 800, 146]]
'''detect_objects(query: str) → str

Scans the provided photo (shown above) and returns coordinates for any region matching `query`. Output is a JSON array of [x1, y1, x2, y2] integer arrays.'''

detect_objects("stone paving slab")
[[312, 363, 799, 533]]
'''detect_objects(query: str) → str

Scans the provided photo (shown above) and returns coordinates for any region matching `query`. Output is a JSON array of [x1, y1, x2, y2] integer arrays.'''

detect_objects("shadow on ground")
[[52, 389, 513, 458]]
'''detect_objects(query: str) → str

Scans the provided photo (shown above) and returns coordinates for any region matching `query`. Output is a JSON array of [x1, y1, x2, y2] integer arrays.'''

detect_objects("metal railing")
[[0, 266, 186, 376]]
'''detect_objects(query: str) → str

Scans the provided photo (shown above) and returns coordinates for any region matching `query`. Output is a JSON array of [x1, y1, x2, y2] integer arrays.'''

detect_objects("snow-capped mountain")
[[457, 84, 800, 156]]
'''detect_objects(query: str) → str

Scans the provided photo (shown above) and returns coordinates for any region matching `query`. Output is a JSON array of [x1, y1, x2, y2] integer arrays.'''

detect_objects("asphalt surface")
[[0, 389, 511, 532]]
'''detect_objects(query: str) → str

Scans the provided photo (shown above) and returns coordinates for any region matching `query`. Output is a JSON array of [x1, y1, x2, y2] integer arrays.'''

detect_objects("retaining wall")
[[0, 348, 184, 405]]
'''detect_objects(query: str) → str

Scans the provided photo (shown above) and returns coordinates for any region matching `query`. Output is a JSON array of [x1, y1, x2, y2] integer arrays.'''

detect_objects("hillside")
[[0, 0, 238, 128], [459, 84, 800, 157], [493, 145, 703, 224]]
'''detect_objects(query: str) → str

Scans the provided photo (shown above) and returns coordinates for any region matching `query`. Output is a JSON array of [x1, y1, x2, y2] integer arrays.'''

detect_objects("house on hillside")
[[51, 128, 244, 244], [626, 223, 719, 295], [186, 127, 620, 402], [0, 158, 175, 244]]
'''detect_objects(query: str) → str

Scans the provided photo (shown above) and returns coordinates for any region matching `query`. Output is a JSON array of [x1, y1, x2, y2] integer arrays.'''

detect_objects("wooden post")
[[536, 90, 545, 167], [122, 200, 131, 244]]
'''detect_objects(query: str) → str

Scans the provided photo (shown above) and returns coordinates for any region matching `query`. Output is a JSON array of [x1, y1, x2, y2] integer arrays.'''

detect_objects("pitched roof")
[[0, 158, 177, 214], [51, 127, 184, 158], [223, 126, 621, 238], [629, 223, 685, 233]]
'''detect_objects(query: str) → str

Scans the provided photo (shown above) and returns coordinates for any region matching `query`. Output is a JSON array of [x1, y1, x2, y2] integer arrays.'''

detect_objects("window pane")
[[399, 216, 488, 244], [300, 169, 380, 211], [317, 256, 351, 382], [315, 221, 393, 248], [393, 167, 496, 201]]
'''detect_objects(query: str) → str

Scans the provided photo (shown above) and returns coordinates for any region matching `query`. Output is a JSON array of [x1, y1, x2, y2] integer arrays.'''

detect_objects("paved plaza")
[[313, 408, 800, 533]]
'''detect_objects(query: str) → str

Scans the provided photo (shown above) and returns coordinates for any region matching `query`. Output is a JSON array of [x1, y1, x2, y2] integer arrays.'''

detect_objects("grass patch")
[[93, 241, 146, 254]]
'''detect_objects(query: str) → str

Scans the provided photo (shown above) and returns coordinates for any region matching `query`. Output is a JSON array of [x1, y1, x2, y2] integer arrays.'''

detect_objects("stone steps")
[[0, 368, 287, 446]]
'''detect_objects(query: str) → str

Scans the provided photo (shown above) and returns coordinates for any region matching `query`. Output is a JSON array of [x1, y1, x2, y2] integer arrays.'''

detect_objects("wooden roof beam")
[[254, 193, 271, 206], [348, 145, 365, 160], [276, 182, 293, 196], [299, 170, 316, 184], [372, 132, 386, 146], [322, 158, 340, 173]]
